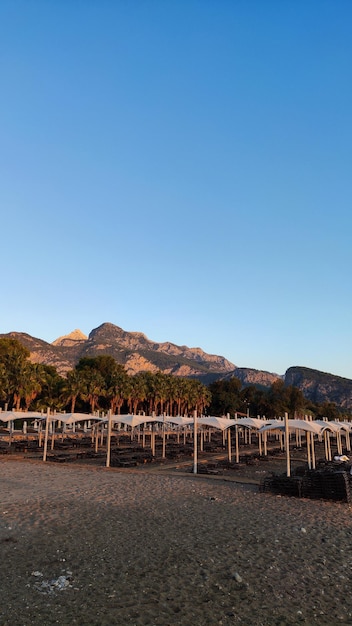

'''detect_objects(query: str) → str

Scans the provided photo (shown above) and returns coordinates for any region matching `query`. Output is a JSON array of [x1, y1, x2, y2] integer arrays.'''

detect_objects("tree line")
[[0, 337, 347, 420], [0, 338, 210, 416]]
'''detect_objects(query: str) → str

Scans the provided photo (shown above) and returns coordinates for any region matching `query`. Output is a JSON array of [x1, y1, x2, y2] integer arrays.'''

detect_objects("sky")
[[1, 1, 351, 379]]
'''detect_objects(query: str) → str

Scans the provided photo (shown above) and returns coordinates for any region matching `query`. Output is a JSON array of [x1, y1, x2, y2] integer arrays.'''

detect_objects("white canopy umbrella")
[[235, 417, 270, 458], [259, 418, 324, 474], [103, 415, 160, 467], [42, 412, 103, 460], [195, 416, 238, 468], [0, 411, 46, 444], [236, 417, 267, 430], [315, 420, 351, 456], [163, 416, 194, 427], [102, 414, 159, 429], [0, 411, 19, 423], [258, 419, 322, 435], [57, 413, 102, 425], [197, 416, 235, 430]]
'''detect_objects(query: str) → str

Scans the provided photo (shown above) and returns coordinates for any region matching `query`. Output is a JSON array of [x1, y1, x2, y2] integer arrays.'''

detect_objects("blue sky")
[[1, 1, 351, 379]]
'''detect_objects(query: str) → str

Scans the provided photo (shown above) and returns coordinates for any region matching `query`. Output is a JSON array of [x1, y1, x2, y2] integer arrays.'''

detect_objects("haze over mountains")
[[2, 322, 352, 409]]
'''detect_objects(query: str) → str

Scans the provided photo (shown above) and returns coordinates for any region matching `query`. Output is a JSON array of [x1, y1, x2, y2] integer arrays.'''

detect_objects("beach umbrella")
[[100, 414, 160, 464], [233, 417, 269, 460], [259, 418, 323, 475], [197, 416, 237, 463]]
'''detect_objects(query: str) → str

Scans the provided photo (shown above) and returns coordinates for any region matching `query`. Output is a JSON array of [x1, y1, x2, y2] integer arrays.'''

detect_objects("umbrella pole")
[[43, 409, 50, 462], [151, 426, 155, 457], [345, 430, 350, 452], [311, 433, 316, 469], [284, 412, 291, 477], [338, 431, 342, 454], [263, 430, 267, 456], [193, 411, 198, 474], [95, 426, 99, 453], [307, 431, 311, 469], [39, 421, 43, 447], [324, 431, 329, 461], [227, 428, 232, 462], [162, 414, 166, 459], [327, 432, 332, 461], [235, 425, 239, 464], [106, 410, 112, 467], [51, 419, 56, 450]]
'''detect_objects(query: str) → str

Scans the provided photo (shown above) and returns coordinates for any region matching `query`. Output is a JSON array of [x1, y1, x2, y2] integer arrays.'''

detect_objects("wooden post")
[[193, 411, 197, 474], [95, 424, 99, 453], [162, 414, 166, 459], [151, 425, 155, 457], [43, 408, 50, 462], [284, 412, 291, 477], [227, 427, 232, 462], [106, 410, 112, 467], [311, 431, 316, 469], [327, 431, 332, 461], [51, 418, 56, 450], [324, 431, 329, 461], [307, 431, 312, 469]]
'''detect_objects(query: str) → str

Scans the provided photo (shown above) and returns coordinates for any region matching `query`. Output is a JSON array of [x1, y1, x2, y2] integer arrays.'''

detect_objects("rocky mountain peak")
[[52, 329, 87, 347]]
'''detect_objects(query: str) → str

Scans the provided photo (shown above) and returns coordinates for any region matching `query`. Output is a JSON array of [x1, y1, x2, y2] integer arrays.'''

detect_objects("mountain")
[[52, 329, 88, 347], [1, 323, 352, 408], [285, 366, 352, 410], [225, 367, 282, 389], [1, 322, 235, 379]]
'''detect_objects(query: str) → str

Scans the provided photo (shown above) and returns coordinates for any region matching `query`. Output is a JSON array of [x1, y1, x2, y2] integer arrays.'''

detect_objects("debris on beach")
[[31, 570, 73, 594], [232, 572, 243, 583]]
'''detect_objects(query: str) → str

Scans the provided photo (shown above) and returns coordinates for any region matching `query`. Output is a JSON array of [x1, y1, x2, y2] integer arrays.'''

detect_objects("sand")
[[1, 457, 352, 626]]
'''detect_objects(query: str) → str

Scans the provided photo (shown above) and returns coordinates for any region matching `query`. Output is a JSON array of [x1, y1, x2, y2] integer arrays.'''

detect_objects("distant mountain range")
[[1, 322, 352, 408]]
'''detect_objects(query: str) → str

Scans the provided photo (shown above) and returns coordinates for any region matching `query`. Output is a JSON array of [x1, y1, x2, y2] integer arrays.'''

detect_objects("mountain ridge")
[[2, 323, 351, 408]]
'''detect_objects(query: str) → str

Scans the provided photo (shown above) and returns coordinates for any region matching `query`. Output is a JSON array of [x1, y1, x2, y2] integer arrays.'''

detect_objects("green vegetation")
[[0, 338, 349, 420], [0, 339, 211, 416], [207, 376, 350, 420]]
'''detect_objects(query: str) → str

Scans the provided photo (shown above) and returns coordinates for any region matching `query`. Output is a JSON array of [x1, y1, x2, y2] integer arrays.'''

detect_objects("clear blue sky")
[[1, 1, 351, 379]]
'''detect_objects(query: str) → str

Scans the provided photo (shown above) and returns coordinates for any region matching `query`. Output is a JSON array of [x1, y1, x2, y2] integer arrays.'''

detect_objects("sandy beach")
[[1, 457, 352, 626]]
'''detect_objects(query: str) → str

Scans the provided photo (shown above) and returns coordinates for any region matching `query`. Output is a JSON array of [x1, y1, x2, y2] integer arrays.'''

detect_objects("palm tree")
[[105, 364, 129, 414], [81, 368, 105, 414], [23, 363, 44, 410], [127, 373, 147, 414], [173, 377, 190, 416], [62, 369, 85, 413], [154, 371, 169, 415], [12, 361, 30, 410], [193, 380, 211, 415], [165, 374, 178, 416], [0, 339, 30, 409], [138, 372, 157, 414]]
